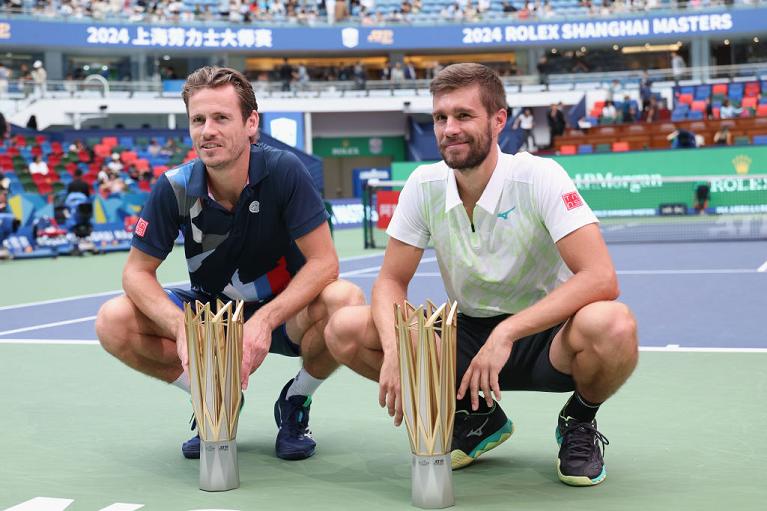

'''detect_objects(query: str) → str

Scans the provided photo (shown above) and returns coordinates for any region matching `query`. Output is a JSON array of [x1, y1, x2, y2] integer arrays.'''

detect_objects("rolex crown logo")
[[732, 155, 752, 175]]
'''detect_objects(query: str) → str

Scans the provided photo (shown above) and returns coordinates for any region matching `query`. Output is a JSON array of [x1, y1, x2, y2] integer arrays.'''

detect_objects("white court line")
[[0, 316, 97, 336], [0, 339, 99, 345], [0, 280, 190, 312], [0, 253, 389, 312], [340, 256, 437, 277], [758, 260, 767, 272], [3, 497, 74, 511], [618, 269, 762, 275], [2, 338, 766, 352]]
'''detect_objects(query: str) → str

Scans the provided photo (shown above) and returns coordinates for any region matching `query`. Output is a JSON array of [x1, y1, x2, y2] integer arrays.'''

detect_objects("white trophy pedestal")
[[200, 439, 239, 491], [411, 453, 454, 509]]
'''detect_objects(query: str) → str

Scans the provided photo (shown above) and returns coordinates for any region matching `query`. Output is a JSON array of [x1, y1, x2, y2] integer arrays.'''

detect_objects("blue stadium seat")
[[687, 110, 703, 120], [694, 85, 711, 100], [671, 111, 687, 122], [578, 144, 593, 154], [753, 135, 767, 145]]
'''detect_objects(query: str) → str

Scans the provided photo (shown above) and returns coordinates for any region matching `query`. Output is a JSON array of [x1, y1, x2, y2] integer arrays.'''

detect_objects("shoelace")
[[561, 421, 609, 460]]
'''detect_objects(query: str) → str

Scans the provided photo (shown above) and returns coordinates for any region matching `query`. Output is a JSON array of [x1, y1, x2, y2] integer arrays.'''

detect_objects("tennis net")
[[362, 174, 767, 248]]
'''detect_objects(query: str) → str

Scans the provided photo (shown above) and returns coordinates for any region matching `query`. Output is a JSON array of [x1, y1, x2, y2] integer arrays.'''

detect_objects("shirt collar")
[[444, 146, 507, 214], [187, 144, 268, 198]]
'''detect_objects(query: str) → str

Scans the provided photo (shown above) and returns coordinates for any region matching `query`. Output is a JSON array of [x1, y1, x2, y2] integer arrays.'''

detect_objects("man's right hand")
[[379, 353, 403, 426]]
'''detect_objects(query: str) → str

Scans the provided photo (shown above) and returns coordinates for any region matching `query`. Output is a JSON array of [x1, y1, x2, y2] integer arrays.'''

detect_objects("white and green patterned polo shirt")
[[387, 151, 598, 317]]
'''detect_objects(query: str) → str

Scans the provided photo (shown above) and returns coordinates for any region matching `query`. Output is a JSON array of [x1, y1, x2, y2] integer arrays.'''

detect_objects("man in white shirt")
[[325, 63, 637, 487], [28, 155, 49, 175]]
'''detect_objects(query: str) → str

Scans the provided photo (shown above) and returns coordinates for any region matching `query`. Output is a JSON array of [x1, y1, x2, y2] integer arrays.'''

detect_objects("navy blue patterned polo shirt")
[[131, 143, 328, 302]]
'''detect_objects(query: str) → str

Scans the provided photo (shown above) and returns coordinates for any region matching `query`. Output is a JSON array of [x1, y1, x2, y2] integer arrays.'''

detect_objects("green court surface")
[[1, 229, 766, 510]]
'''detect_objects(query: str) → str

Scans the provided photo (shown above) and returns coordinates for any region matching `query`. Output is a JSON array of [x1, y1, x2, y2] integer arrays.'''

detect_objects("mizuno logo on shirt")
[[497, 207, 516, 220]]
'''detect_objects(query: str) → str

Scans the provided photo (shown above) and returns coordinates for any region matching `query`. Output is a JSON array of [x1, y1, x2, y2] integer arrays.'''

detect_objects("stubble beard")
[[439, 125, 493, 173]]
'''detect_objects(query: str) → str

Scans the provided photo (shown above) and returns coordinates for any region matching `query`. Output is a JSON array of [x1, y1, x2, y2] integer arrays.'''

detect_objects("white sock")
[[286, 368, 323, 399], [171, 371, 190, 393]]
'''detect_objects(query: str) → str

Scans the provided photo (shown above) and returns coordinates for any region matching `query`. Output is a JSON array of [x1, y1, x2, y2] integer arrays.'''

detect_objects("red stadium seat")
[[153, 165, 168, 177], [101, 136, 118, 148], [676, 93, 693, 105], [593, 100, 605, 110], [50, 141, 63, 154], [14, 135, 26, 147], [120, 150, 138, 165], [559, 145, 577, 155], [756, 105, 767, 117], [30, 145, 43, 157], [138, 180, 151, 192], [612, 141, 630, 152], [712, 84, 728, 96], [93, 143, 111, 158], [134, 159, 150, 172], [690, 100, 707, 112], [744, 82, 760, 97], [741, 97, 757, 109]]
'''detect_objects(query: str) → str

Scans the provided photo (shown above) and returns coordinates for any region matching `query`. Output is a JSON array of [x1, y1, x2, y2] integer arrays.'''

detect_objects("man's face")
[[188, 84, 258, 172], [432, 85, 503, 172]]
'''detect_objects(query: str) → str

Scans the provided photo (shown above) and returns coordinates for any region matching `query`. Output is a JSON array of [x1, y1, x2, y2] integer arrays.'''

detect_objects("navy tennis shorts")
[[165, 287, 301, 357]]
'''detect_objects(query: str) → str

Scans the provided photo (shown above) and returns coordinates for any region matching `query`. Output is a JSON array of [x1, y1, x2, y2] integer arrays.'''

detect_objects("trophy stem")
[[411, 453, 454, 509], [200, 439, 240, 492]]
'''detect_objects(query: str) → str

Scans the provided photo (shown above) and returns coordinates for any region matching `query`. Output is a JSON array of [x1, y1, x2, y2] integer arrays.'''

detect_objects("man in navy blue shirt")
[[95, 66, 364, 461]]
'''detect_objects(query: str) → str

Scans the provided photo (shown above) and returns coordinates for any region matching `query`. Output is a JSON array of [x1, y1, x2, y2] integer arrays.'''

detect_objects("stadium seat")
[[694, 85, 710, 100], [691, 100, 707, 112], [753, 135, 767, 145], [595, 143, 611, 153], [741, 97, 757, 109], [712, 83, 728, 96], [102, 137, 118, 148], [559, 145, 577, 155], [739, 109, 753, 118], [687, 110, 704, 120], [676, 93, 693, 105], [578, 144, 593, 154], [734, 135, 750, 145], [756, 105, 767, 117], [744, 82, 760, 97], [611, 141, 630, 152]]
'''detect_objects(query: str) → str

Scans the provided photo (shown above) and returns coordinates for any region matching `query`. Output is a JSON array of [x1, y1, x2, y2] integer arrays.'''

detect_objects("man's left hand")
[[240, 317, 273, 390], [457, 328, 513, 411]]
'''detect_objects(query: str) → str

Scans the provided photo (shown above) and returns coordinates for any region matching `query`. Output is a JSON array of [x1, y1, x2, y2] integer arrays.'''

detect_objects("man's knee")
[[573, 301, 638, 360], [95, 296, 134, 356], [318, 279, 366, 317], [324, 305, 370, 364]]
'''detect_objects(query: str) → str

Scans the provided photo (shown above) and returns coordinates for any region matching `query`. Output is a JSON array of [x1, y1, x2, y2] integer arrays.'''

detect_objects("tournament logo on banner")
[[376, 190, 400, 229], [341, 27, 359, 48]]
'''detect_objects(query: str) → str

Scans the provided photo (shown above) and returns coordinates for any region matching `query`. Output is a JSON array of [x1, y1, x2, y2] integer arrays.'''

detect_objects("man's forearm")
[[123, 269, 183, 339], [498, 269, 618, 344], [371, 277, 408, 358]]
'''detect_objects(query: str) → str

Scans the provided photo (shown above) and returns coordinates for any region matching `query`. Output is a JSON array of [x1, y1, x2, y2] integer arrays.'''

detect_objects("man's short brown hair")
[[429, 63, 508, 116], [182, 66, 258, 123]]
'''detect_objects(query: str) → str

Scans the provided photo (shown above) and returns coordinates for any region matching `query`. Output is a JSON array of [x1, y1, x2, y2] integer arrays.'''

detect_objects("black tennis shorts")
[[456, 313, 574, 392]]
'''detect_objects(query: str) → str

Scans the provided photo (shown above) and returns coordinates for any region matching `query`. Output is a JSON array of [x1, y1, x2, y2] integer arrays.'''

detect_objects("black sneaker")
[[555, 415, 609, 486], [273, 379, 316, 460], [451, 402, 514, 469]]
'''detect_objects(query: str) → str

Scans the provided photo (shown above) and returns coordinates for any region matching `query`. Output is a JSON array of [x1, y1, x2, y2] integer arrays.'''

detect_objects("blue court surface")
[[2, 241, 765, 350]]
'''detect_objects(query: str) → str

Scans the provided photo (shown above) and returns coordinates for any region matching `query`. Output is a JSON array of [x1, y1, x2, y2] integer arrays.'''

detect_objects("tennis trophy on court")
[[184, 300, 244, 492], [396, 300, 458, 509]]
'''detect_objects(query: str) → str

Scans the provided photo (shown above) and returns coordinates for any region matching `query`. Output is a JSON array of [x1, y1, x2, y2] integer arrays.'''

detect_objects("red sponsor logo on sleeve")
[[562, 191, 583, 211], [135, 217, 148, 237]]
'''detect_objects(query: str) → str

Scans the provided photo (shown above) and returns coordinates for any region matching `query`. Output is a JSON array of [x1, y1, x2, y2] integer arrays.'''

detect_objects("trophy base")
[[411, 454, 454, 509], [200, 439, 239, 491]]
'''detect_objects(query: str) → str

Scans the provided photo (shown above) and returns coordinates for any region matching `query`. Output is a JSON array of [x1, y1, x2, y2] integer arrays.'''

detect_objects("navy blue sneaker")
[[182, 394, 244, 459], [274, 379, 316, 460], [181, 416, 200, 459], [555, 415, 609, 486]]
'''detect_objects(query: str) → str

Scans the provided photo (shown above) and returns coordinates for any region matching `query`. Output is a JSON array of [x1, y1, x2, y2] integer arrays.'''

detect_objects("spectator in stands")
[[107, 153, 124, 174], [620, 95, 635, 123], [17, 63, 32, 97], [297, 64, 310, 88], [719, 99, 740, 119], [0, 171, 9, 193], [31, 60, 47, 98], [390, 62, 406, 84], [66, 169, 91, 197], [713, 125, 733, 146], [670, 52, 686, 81], [502, 0, 518, 13], [513, 107, 536, 151], [0, 187, 8, 214], [667, 129, 697, 149], [279, 58, 294, 92], [147, 138, 163, 157], [639, 70, 652, 112], [26, 114, 37, 130], [642, 97, 658, 123], [353, 61, 366, 89], [600, 100, 617, 123], [160, 138, 179, 157], [547, 103, 566, 149], [28, 154, 49, 175], [704, 97, 714, 120], [0, 63, 10, 98]]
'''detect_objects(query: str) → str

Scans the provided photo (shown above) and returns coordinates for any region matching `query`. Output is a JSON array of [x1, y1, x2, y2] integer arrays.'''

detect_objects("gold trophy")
[[396, 301, 458, 509], [184, 300, 244, 492]]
